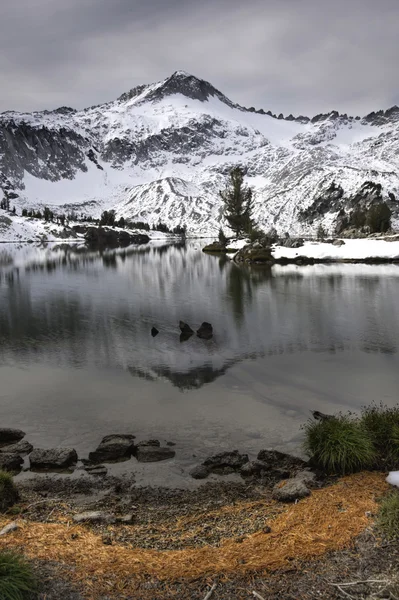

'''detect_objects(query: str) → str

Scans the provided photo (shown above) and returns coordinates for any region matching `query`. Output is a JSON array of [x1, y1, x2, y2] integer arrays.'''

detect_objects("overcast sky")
[[0, 0, 397, 116]]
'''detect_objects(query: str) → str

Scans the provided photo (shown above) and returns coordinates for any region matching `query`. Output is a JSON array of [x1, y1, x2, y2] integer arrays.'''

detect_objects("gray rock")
[[135, 446, 176, 462], [29, 447, 78, 470], [294, 470, 317, 486], [0, 453, 23, 473], [240, 460, 269, 477], [256, 449, 307, 473], [203, 450, 249, 474], [136, 440, 160, 448], [197, 322, 213, 340], [190, 465, 209, 479], [0, 440, 33, 455], [0, 522, 19, 536], [118, 514, 135, 524], [0, 428, 25, 446], [89, 434, 135, 464], [73, 511, 116, 524], [272, 479, 310, 502], [84, 464, 108, 476], [332, 239, 345, 246]]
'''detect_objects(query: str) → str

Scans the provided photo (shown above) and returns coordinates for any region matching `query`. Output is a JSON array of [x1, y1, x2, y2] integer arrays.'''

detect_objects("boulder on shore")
[[29, 448, 78, 470], [256, 449, 307, 473], [203, 450, 249, 475], [272, 478, 310, 502], [0, 429, 25, 446], [135, 446, 176, 462], [189, 465, 210, 479], [0, 441, 33, 455], [89, 434, 136, 464], [0, 453, 23, 474], [179, 321, 194, 335]]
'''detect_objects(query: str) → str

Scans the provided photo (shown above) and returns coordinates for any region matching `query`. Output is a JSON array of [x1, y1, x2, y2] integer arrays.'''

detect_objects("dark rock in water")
[[190, 465, 209, 479], [240, 460, 270, 478], [180, 332, 193, 343], [203, 450, 249, 474], [202, 242, 227, 253], [311, 410, 335, 422], [166, 441, 176, 447], [0, 453, 23, 473], [179, 321, 194, 335], [136, 440, 161, 448], [151, 327, 159, 337], [29, 448, 78, 470], [0, 429, 25, 446], [89, 434, 136, 464], [256, 449, 307, 473], [135, 446, 176, 462], [272, 479, 310, 502], [84, 464, 108, 476], [197, 322, 213, 340], [0, 440, 33, 455]]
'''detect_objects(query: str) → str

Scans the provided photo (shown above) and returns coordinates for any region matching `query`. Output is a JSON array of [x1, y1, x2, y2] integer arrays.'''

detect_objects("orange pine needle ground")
[[0, 471, 388, 598]]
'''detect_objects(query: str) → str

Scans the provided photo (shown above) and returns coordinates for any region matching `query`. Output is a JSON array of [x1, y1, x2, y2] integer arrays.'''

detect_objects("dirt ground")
[[1, 473, 397, 600]]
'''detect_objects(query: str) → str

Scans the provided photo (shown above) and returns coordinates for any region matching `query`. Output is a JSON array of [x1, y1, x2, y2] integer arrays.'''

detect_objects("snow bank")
[[386, 471, 399, 487], [273, 239, 399, 261]]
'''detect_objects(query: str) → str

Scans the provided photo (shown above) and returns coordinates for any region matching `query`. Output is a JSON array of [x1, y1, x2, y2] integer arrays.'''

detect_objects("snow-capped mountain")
[[1, 70, 398, 236]]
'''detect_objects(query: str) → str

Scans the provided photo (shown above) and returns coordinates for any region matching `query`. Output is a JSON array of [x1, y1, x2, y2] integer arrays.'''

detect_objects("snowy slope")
[[0, 70, 398, 238]]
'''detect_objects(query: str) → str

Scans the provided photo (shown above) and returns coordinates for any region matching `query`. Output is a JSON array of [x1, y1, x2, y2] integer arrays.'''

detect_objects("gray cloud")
[[0, 0, 397, 116]]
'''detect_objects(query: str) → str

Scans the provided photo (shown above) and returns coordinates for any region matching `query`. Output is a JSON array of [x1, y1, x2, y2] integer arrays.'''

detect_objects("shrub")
[[218, 228, 228, 247], [303, 415, 376, 475], [316, 223, 326, 241], [377, 490, 399, 540], [0, 471, 19, 511], [361, 403, 399, 468], [0, 551, 37, 600]]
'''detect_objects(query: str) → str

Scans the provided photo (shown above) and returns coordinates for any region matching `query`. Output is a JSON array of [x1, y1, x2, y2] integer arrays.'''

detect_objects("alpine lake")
[[1, 240, 399, 487]]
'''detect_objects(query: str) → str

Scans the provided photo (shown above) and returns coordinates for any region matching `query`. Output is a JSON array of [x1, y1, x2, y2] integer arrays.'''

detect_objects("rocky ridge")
[[0, 71, 398, 238]]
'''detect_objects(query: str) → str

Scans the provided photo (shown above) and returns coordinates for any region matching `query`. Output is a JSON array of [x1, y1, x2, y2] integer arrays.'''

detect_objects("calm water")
[[1, 241, 399, 485]]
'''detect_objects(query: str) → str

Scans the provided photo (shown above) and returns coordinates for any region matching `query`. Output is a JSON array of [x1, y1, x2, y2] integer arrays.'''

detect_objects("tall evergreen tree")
[[219, 167, 254, 237]]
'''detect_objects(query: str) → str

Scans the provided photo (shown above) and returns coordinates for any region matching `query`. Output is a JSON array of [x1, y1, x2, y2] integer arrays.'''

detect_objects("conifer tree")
[[219, 167, 254, 237]]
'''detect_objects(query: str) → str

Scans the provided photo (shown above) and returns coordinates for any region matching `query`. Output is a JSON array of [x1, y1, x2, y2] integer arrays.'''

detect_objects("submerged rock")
[[29, 448, 78, 470], [135, 446, 176, 462], [0, 453, 23, 473], [0, 429, 25, 446], [89, 434, 136, 464], [136, 440, 161, 448], [197, 322, 213, 340], [151, 327, 159, 337], [203, 450, 249, 475]]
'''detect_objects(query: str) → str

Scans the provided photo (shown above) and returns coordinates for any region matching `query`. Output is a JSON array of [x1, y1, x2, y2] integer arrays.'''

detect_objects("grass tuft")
[[303, 415, 376, 475], [361, 402, 399, 468], [0, 471, 19, 512], [0, 552, 37, 600], [377, 490, 399, 540]]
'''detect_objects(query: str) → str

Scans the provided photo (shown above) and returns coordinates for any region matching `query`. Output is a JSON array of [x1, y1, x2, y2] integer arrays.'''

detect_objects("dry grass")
[[0, 472, 388, 599]]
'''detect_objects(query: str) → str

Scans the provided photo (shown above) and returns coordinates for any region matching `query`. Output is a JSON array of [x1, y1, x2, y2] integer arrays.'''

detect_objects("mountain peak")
[[118, 71, 236, 108]]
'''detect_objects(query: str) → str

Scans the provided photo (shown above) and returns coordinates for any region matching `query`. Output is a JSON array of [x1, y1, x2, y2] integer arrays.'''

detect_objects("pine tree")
[[218, 227, 228, 247], [219, 167, 254, 237]]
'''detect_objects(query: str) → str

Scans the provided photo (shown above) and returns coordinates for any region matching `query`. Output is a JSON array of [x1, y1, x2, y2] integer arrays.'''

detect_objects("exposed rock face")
[[0, 453, 23, 473], [29, 448, 78, 470], [1, 71, 399, 239], [135, 446, 176, 462], [0, 429, 25, 446], [203, 450, 249, 475], [89, 434, 136, 464]]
